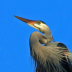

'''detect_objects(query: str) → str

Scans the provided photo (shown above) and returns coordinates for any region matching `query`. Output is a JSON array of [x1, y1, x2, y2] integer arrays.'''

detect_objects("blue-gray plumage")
[[14, 16, 72, 72]]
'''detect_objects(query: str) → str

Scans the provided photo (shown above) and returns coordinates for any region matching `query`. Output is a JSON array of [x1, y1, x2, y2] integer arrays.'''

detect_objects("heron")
[[14, 16, 72, 72]]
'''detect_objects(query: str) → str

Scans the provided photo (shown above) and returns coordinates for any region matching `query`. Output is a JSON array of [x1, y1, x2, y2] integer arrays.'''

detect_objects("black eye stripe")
[[40, 20, 46, 25], [37, 20, 46, 25], [41, 21, 45, 23]]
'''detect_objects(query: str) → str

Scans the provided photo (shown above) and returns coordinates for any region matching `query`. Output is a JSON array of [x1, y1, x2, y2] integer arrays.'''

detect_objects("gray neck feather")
[[29, 32, 67, 72], [42, 27, 53, 42], [43, 26, 52, 38], [30, 31, 47, 47]]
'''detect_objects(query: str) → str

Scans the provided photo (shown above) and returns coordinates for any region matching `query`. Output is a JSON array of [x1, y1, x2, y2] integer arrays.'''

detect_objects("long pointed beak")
[[14, 15, 39, 30], [14, 15, 37, 25]]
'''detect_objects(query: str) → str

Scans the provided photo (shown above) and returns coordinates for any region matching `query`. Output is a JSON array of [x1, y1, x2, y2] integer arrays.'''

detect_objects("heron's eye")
[[37, 21, 41, 25]]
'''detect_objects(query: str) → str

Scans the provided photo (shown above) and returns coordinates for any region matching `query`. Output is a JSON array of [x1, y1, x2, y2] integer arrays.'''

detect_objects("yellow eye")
[[37, 21, 41, 25], [39, 21, 41, 24]]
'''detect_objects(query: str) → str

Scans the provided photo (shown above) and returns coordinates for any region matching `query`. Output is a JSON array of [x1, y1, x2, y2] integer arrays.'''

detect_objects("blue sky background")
[[0, 0, 72, 72]]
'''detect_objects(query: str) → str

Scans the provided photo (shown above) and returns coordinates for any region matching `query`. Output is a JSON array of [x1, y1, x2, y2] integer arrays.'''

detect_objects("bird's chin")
[[28, 24, 40, 31], [33, 26, 42, 33]]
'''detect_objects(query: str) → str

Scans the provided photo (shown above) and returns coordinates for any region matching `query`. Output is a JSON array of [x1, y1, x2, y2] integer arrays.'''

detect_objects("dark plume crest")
[[40, 20, 46, 24]]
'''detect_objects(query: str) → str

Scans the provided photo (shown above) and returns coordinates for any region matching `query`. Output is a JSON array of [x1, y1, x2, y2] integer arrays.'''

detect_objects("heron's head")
[[14, 16, 50, 33], [14, 16, 53, 41]]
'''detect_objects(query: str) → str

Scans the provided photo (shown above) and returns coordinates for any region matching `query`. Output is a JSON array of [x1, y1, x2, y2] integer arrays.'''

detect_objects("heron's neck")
[[43, 28, 53, 42], [29, 31, 47, 47], [43, 27, 52, 38]]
